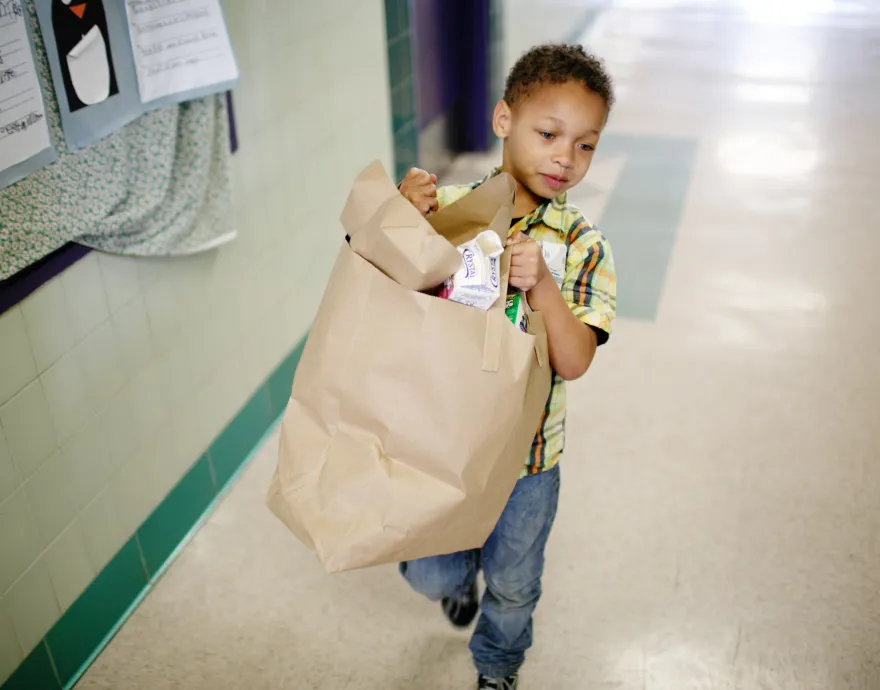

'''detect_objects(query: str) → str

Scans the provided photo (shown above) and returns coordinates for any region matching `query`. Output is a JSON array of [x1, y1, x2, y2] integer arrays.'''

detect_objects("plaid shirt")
[[438, 168, 616, 475]]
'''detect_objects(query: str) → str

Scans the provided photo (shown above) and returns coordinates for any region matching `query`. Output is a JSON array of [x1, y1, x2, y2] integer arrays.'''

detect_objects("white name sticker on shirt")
[[540, 241, 567, 289]]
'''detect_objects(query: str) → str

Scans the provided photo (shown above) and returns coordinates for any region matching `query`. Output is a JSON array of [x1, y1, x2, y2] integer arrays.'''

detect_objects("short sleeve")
[[561, 219, 617, 344]]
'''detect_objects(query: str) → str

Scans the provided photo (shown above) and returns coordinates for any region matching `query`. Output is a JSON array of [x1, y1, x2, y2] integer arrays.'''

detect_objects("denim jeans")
[[400, 465, 561, 678]]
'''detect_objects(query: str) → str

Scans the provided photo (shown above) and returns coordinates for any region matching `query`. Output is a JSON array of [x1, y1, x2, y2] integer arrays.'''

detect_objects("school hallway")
[[52, 1, 880, 689]]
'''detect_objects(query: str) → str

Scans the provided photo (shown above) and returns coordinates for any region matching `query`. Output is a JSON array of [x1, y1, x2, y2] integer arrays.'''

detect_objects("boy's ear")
[[492, 99, 512, 139]]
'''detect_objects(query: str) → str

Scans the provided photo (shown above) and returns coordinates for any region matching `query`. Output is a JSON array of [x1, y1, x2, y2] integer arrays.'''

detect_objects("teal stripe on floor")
[[565, 3, 698, 321], [598, 134, 698, 321]]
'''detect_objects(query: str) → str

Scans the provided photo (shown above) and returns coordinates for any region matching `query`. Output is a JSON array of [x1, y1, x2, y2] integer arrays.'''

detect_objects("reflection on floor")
[[80, 0, 880, 688]]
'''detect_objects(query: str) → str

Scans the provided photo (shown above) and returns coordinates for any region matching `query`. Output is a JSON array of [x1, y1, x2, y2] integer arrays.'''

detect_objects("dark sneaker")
[[478, 675, 518, 689], [441, 582, 479, 628]]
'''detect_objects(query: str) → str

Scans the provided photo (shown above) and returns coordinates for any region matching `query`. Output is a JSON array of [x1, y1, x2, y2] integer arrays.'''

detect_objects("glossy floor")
[[79, 1, 880, 688]]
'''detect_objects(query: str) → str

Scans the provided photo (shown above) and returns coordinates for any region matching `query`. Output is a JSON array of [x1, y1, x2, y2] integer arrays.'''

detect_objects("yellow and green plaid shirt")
[[438, 168, 617, 475]]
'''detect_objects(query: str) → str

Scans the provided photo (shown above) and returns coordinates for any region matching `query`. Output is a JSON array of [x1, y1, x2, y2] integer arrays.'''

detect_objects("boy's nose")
[[552, 150, 574, 170]]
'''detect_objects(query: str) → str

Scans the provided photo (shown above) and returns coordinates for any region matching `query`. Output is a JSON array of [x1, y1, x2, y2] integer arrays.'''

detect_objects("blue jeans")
[[400, 465, 561, 678]]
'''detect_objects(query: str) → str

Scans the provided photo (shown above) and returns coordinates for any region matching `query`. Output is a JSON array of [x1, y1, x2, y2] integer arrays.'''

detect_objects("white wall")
[[0, 0, 393, 682]]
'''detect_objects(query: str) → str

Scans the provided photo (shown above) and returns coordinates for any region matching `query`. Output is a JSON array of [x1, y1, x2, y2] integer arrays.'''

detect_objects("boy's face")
[[494, 80, 607, 203]]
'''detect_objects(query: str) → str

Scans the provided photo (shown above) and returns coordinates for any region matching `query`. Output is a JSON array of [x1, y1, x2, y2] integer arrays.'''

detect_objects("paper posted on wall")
[[123, 0, 238, 104], [0, 1, 53, 184]]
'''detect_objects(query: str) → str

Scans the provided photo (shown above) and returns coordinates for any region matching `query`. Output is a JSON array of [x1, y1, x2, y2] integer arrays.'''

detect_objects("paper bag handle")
[[481, 247, 512, 372], [481, 264, 550, 373]]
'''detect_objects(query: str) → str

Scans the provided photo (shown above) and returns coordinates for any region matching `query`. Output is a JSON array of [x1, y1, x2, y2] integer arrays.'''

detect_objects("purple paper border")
[[0, 243, 91, 317], [227, 91, 239, 154]]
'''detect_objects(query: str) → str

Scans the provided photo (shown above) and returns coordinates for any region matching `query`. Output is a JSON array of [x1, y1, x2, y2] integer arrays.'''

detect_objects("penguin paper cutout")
[[51, 0, 118, 111]]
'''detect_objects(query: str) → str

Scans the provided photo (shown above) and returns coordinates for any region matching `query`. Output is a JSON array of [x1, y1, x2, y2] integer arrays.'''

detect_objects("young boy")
[[398, 44, 616, 689]]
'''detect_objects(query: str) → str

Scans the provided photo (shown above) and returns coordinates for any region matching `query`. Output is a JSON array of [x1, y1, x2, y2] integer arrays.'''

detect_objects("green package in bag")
[[506, 293, 528, 333]]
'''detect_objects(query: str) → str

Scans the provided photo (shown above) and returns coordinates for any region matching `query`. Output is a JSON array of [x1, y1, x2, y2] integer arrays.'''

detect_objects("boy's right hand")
[[399, 167, 438, 217]]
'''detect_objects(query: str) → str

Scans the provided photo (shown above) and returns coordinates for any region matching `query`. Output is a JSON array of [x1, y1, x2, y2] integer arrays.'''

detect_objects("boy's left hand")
[[507, 231, 550, 292]]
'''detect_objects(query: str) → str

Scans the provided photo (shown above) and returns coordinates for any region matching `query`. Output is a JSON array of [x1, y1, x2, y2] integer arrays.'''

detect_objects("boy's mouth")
[[540, 173, 568, 191]]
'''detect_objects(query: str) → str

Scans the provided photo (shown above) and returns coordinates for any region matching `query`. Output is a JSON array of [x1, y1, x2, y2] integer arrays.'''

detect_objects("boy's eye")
[[540, 131, 555, 140], [578, 143, 595, 152]]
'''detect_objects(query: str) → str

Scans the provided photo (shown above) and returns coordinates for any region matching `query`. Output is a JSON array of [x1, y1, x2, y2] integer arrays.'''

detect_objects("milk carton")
[[437, 230, 505, 310]]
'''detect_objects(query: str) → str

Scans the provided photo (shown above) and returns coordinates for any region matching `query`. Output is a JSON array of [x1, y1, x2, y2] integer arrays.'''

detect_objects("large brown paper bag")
[[267, 161, 552, 573]]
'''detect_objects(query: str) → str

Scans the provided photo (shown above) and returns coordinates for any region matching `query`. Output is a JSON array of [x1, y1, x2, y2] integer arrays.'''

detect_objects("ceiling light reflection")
[[717, 135, 819, 177], [735, 83, 812, 105]]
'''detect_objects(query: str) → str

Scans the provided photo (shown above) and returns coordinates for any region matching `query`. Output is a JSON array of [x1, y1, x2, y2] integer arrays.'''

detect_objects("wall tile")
[[0, 425, 19, 506], [156, 347, 198, 417], [209, 387, 271, 490], [170, 400, 211, 478], [97, 394, 138, 477], [391, 77, 415, 131], [79, 322, 126, 409], [110, 294, 154, 378], [0, 307, 37, 408], [59, 412, 110, 513], [40, 348, 94, 445], [97, 253, 141, 315], [125, 362, 167, 442], [23, 451, 79, 547], [144, 418, 188, 500], [393, 121, 419, 181], [134, 257, 171, 294], [46, 538, 147, 687], [0, 380, 57, 481], [267, 339, 307, 420], [6, 559, 60, 655], [61, 254, 110, 343], [387, 34, 413, 87], [43, 520, 95, 614], [79, 487, 127, 574], [385, 0, 409, 40], [0, 490, 42, 595], [181, 326, 214, 395], [20, 280, 76, 373], [0, 641, 59, 690], [143, 275, 182, 355], [137, 456, 214, 577], [111, 446, 166, 541], [0, 596, 22, 687], [170, 253, 215, 333], [183, 378, 228, 464], [0, 0, 395, 675]]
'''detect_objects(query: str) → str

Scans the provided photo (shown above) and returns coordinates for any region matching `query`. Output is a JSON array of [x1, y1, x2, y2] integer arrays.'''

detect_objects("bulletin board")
[[0, 0, 238, 283]]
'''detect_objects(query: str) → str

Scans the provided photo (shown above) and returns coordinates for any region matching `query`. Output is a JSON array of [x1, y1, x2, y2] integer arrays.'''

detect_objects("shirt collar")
[[480, 167, 568, 235]]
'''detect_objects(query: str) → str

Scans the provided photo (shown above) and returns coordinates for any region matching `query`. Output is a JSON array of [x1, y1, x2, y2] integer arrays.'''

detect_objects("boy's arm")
[[509, 223, 616, 381], [528, 274, 598, 380]]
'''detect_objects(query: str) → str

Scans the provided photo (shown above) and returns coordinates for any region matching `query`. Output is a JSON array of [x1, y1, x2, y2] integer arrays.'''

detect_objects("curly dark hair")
[[504, 44, 615, 111]]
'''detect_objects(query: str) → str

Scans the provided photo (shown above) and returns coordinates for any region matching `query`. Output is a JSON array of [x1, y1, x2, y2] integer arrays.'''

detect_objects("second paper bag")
[[267, 161, 552, 573]]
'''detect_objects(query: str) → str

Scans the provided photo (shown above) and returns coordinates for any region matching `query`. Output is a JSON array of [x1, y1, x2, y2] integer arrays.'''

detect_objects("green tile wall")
[[0, 339, 307, 690], [385, 0, 418, 181], [46, 539, 148, 686], [1, 643, 58, 690], [137, 456, 215, 577]]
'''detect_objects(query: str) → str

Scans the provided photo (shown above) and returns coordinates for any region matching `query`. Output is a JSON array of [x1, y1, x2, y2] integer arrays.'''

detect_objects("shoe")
[[441, 582, 479, 628], [478, 675, 518, 689]]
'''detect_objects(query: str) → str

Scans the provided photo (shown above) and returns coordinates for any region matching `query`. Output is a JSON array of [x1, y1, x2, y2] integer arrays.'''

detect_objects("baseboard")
[[0, 337, 308, 690]]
